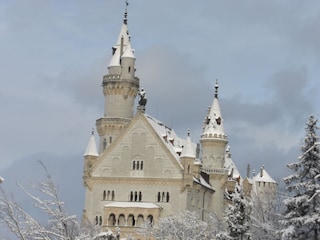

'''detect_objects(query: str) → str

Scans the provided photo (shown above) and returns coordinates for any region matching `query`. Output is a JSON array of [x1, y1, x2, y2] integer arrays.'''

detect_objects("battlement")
[[201, 133, 228, 140], [103, 74, 139, 85], [202, 168, 228, 175]]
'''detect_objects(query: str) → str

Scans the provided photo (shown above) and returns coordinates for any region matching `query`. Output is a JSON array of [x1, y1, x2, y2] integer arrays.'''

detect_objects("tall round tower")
[[96, 6, 139, 153], [200, 80, 228, 216]]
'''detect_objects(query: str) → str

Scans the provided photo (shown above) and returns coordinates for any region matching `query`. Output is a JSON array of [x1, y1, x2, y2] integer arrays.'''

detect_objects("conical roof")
[[84, 131, 99, 157], [121, 41, 135, 59], [201, 81, 227, 139], [181, 131, 196, 158]]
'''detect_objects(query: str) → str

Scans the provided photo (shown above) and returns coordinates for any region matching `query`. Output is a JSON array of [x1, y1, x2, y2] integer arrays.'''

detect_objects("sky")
[[0, 0, 319, 219]]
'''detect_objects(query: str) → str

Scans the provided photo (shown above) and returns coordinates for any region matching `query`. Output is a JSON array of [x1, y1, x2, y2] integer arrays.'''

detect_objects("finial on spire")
[[214, 79, 219, 99], [124, 0, 129, 24]]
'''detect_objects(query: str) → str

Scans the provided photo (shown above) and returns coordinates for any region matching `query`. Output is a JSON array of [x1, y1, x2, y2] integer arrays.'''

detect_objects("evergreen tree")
[[217, 186, 252, 240], [281, 115, 320, 240]]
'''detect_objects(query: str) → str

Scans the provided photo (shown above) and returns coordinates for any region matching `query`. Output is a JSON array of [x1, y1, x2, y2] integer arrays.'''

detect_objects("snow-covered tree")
[[218, 187, 252, 240], [250, 190, 282, 240], [0, 161, 118, 240], [152, 211, 210, 240], [281, 115, 320, 240]]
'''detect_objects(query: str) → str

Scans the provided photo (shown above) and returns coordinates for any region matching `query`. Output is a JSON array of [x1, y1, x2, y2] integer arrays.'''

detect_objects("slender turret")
[[201, 80, 228, 171], [200, 80, 228, 217], [96, 3, 139, 153]]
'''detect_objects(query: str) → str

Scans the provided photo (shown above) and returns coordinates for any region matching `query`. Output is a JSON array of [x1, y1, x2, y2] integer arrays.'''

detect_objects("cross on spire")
[[214, 79, 219, 99], [124, 0, 129, 24]]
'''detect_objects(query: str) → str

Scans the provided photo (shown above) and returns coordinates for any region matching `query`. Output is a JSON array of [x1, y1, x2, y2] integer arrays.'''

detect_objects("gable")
[[92, 113, 184, 179]]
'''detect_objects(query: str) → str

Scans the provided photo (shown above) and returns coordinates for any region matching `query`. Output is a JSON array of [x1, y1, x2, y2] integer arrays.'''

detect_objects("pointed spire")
[[201, 81, 227, 139], [181, 130, 196, 158], [84, 129, 99, 157], [108, 1, 132, 68]]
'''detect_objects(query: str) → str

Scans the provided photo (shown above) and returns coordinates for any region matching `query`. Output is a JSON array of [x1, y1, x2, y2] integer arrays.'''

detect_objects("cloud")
[[137, 44, 212, 138]]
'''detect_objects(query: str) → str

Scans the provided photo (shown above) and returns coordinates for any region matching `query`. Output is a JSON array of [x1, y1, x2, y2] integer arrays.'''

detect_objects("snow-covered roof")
[[105, 201, 161, 209], [115, 22, 130, 47], [108, 19, 135, 68], [181, 131, 196, 158], [108, 47, 121, 67], [121, 41, 135, 59], [84, 132, 99, 157], [224, 149, 242, 180], [253, 167, 277, 183], [145, 114, 196, 164], [193, 175, 215, 191], [201, 82, 227, 140]]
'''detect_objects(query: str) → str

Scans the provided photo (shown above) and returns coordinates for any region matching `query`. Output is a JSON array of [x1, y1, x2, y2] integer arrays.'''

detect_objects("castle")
[[82, 4, 277, 239]]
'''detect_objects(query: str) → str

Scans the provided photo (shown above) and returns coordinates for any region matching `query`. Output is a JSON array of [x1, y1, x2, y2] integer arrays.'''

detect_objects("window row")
[[157, 192, 170, 202], [130, 191, 142, 202], [108, 214, 153, 227], [132, 160, 144, 170], [95, 215, 103, 226], [102, 190, 115, 201], [101, 190, 171, 202]]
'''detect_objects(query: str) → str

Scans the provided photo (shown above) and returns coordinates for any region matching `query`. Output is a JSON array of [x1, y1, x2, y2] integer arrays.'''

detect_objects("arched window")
[[133, 161, 136, 170], [112, 190, 115, 200], [99, 216, 102, 226], [162, 192, 165, 202], [95, 216, 98, 225], [134, 191, 138, 201], [137, 215, 144, 226], [107, 190, 110, 200], [139, 191, 142, 201], [157, 192, 161, 202], [118, 214, 126, 226], [141, 161, 144, 170], [108, 214, 116, 226], [103, 190, 106, 200], [147, 215, 153, 226], [137, 161, 140, 170], [128, 66, 131, 73], [166, 192, 170, 202], [128, 214, 135, 227], [130, 191, 133, 201], [188, 165, 190, 173]]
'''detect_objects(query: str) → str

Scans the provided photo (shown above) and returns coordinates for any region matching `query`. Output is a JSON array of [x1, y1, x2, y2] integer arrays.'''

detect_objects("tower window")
[[103, 138, 107, 150], [109, 136, 112, 143], [128, 66, 131, 72]]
